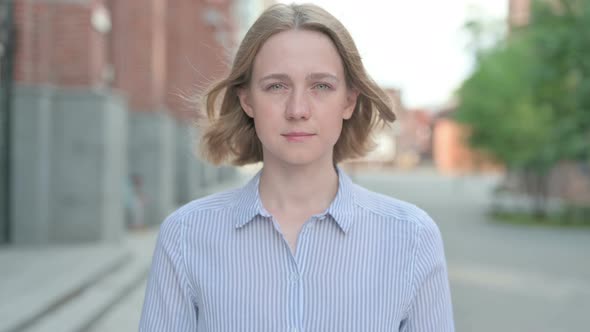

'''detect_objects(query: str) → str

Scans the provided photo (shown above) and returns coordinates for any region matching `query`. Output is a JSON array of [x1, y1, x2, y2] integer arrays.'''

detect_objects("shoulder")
[[352, 184, 438, 232], [159, 187, 240, 233], [351, 185, 446, 269]]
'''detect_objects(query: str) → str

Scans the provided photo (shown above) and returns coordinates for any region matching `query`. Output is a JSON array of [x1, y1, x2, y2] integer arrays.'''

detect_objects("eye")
[[314, 83, 332, 90], [266, 83, 285, 91]]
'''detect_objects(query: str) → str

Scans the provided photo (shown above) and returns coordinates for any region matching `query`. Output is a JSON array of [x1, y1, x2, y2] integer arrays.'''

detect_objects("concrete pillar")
[[175, 122, 197, 204], [11, 85, 127, 244], [11, 86, 53, 244], [128, 111, 175, 226]]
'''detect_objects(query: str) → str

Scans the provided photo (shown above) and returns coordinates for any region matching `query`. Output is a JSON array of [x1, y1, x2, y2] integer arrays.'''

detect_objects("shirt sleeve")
[[400, 213, 455, 332], [139, 213, 198, 331]]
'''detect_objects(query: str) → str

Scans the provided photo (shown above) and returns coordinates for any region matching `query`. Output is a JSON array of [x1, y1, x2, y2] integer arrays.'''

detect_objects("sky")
[[277, 0, 508, 109]]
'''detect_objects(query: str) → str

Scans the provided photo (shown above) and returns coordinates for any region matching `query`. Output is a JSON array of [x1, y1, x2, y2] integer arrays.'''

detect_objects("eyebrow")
[[258, 72, 340, 83], [306, 73, 339, 82]]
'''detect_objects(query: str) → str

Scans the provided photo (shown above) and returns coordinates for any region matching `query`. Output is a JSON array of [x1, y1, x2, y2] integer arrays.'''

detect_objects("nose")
[[285, 89, 311, 120]]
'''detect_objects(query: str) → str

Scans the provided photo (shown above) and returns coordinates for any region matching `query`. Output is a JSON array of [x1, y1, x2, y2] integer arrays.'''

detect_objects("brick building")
[[2, 0, 260, 245], [430, 1, 532, 175], [395, 108, 434, 168], [342, 88, 437, 170], [344, 88, 403, 168], [432, 107, 502, 175], [508, 0, 531, 28]]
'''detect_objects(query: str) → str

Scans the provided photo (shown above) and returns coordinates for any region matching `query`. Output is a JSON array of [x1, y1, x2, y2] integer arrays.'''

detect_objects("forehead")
[[252, 29, 345, 79]]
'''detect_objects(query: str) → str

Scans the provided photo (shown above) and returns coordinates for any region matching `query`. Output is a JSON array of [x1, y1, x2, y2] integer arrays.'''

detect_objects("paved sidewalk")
[[0, 228, 158, 332], [87, 280, 148, 332], [0, 175, 249, 332]]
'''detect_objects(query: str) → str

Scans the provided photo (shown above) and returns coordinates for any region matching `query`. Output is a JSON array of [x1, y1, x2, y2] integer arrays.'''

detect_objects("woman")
[[140, 3, 454, 331]]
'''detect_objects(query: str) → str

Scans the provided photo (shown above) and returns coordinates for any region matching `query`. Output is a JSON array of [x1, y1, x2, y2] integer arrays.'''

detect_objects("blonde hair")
[[199, 3, 396, 165]]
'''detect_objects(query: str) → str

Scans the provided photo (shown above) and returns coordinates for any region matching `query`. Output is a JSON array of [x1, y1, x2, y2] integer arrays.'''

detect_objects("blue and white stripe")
[[139, 168, 455, 331]]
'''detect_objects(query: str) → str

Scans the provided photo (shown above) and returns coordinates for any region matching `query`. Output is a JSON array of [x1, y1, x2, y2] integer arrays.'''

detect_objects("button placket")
[[289, 217, 319, 332]]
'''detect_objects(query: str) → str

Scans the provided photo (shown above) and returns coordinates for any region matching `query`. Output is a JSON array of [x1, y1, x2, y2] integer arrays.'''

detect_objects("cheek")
[[252, 115, 276, 141], [324, 118, 345, 144]]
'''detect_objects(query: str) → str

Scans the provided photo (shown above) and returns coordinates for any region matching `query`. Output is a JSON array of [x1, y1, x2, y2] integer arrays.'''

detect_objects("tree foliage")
[[456, 0, 589, 169], [528, 0, 590, 162], [455, 0, 590, 217]]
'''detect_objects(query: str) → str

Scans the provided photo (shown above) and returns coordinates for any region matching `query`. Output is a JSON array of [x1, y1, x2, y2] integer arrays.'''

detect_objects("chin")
[[280, 155, 319, 166], [261, 142, 334, 167], [269, 150, 331, 168]]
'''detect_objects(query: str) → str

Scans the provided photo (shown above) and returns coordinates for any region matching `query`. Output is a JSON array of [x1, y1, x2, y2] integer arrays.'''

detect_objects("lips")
[[283, 132, 314, 137], [282, 132, 315, 142]]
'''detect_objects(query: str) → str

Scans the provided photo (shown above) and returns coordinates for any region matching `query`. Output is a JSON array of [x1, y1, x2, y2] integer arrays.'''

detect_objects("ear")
[[343, 88, 359, 120], [237, 87, 255, 118]]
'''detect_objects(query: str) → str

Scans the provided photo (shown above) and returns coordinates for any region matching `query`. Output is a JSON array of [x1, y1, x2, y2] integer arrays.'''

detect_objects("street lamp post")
[[0, 0, 15, 244]]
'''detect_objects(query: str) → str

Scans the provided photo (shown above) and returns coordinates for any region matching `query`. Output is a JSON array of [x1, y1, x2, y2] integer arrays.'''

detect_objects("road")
[[354, 169, 590, 332], [90, 169, 590, 331]]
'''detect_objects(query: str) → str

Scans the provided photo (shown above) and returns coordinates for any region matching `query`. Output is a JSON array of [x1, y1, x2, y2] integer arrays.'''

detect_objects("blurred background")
[[0, 0, 588, 331]]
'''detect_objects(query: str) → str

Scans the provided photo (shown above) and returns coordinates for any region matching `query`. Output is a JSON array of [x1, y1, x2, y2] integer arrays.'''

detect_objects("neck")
[[258, 161, 339, 216]]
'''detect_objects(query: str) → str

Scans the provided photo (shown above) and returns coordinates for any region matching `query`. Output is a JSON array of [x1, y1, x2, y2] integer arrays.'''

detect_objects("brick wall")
[[108, 0, 167, 111], [396, 109, 433, 162], [13, 0, 108, 86], [165, 0, 234, 120], [13, 0, 236, 116], [433, 118, 503, 174]]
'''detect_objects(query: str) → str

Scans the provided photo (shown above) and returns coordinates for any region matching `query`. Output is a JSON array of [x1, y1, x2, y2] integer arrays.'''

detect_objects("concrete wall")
[[174, 123, 237, 205], [0, 94, 8, 245], [127, 111, 175, 226], [175, 122, 199, 204], [11, 85, 127, 244]]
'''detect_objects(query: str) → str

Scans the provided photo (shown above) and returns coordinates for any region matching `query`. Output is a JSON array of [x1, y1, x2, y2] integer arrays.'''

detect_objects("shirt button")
[[290, 274, 300, 283], [291, 328, 298, 332]]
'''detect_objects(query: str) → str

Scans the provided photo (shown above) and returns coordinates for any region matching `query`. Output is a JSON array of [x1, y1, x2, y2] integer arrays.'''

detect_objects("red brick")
[[165, 0, 235, 120], [13, 0, 236, 116], [13, 0, 108, 86]]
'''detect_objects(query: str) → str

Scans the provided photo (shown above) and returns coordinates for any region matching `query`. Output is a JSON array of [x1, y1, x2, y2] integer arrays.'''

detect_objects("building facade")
[[508, 0, 531, 28], [2, 0, 254, 245]]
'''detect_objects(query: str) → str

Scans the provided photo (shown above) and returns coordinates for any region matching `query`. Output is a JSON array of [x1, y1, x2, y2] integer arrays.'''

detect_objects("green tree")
[[455, 35, 555, 216], [528, 0, 590, 162], [454, 0, 590, 218]]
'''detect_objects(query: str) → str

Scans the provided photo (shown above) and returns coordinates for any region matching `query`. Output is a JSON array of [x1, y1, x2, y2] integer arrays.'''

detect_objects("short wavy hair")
[[198, 3, 396, 165]]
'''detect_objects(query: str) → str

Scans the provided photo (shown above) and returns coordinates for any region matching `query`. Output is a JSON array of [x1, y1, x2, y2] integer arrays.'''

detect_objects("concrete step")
[[21, 252, 150, 332], [0, 246, 131, 332]]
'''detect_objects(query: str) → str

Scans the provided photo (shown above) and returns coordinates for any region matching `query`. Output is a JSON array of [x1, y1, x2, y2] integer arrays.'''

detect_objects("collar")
[[231, 166, 357, 233]]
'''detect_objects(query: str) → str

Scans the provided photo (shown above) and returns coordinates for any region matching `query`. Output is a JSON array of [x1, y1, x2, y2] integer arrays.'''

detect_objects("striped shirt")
[[139, 168, 455, 331]]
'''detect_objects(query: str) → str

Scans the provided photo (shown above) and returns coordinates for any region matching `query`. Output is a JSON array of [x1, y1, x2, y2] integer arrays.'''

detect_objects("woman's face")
[[238, 29, 358, 168]]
